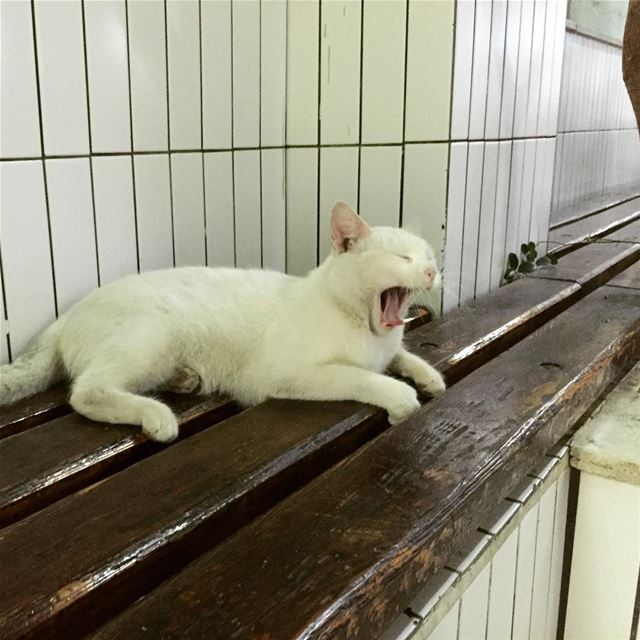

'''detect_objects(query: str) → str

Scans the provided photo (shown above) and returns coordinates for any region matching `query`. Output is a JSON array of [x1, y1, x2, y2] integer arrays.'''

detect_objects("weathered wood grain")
[[607, 260, 640, 291], [88, 287, 640, 640], [0, 394, 236, 528], [0, 278, 584, 640], [0, 385, 70, 440], [605, 219, 640, 243], [549, 199, 640, 254], [531, 241, 640, 289], [0, 278, 576, 530]]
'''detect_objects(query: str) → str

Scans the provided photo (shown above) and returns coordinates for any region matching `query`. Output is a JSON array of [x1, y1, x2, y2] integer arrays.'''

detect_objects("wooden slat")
[[88, 287, 640, 640], [607, 261, 640, 291], [605, 218, 640, 243], [549, 198, 640, 254], [0, 394, 236, 528], [0, 278, 588, 640], [0, 385, 70, 439], [531, 241, 640, 289]]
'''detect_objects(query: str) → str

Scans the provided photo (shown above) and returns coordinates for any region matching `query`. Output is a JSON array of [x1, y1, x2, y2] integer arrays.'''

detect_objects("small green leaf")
[[527, 247, 538, 261], [520, 243, 529, 256], [508, 253, 519, 269], [518, 261, 535, 274], [528, 241, 536, 251]]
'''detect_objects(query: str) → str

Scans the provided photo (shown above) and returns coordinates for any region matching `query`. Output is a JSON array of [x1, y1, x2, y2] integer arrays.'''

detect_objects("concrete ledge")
[[570, 363, 640, 485]]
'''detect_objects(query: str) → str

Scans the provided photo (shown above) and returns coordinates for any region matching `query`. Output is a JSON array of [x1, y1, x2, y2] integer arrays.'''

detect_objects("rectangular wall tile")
[[0, 161, 56, 355], [402, 143, 449, 264], [92, 156, 138, 284], [128, 0, 168, 151], [529, 481, 558, 639], [204, 152, 235, 268], [202, 0, 232, 149], [358, 146, 402, 229], [286, 0, 319, 145], [261, 149, 286, 272], [320, 1, 361, 144], [260, 0, 286, 148], [34, 0, 89, 155], [500, 0, 523, 138], [490, 141, 512, 289], [421, 602, 459, 640], [443, 143, 467, 312], [512, 0, 535, 138], [134, 154, 174, 273], [171, 153, 205, 267], [485, 0, 508, 140], [451, 0, 475, 140], [286, 148, 318, 275], [361, 0, 406, 144], [512, 502, 540, 639], [476, 142, 499, 298], [459, 142, 483, 305], [486, 529, 518, 640], [46, 158, 99, 313], [405, 0, 454, 142], [524, 0, 548, 137], [319, 147, 359, 262], [233, 150, 261, 268], [1, 0, 40, 157], [468, 0, 492, 139], [232, 0, 260, 148], [458, 564, 491, 640], [167, 0, 200, 149], [84, 0, 130, 153]]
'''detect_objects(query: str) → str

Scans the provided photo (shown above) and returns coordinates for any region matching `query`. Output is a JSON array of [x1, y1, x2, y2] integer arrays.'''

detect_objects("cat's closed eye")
[[397, 255, 412, 262]]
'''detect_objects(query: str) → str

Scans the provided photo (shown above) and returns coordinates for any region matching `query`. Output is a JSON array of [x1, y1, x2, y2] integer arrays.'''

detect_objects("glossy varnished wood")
[[531, 241, 640, 289], [0, 278, 589, 640], [0, 393, 236, 527], [549, 198, 640, 254], [0, 385, 70, 439], [607, 260, 640, 291], [605, 218, 640, 243], [89, 287, 640, 640]]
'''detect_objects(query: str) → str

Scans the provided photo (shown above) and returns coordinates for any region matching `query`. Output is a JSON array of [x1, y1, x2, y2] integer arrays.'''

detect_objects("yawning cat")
[[0, 202, 445, 441]]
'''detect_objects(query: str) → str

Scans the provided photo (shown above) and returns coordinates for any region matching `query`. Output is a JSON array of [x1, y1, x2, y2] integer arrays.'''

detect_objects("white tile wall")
[[551, 30, 640, 217], [1, 0, 576, 361]]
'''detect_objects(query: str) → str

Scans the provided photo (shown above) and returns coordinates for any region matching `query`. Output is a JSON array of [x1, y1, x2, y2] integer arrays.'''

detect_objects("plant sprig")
[[503, 241, 557, 284]]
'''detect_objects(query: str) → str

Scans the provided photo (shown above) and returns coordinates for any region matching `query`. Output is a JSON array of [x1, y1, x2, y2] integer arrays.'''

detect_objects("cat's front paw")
[[142, 404, 179, 442], [419, 369, 446, 396], [387, 385, 421, 425]]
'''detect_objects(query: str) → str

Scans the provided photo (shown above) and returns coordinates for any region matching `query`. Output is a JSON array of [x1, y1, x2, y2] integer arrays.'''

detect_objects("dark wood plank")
[[549, 198, 640, 254], [0, 279, 586, 640], [531, 241, 640, 289], [607, 260, 640, 291], [604, 218, 640, 243], [0, 385, 70, 440], [550, 191, 640, 230], [0, 278, 576, 530], [88, 287, 640, 640], [0, 393, 237, 528]]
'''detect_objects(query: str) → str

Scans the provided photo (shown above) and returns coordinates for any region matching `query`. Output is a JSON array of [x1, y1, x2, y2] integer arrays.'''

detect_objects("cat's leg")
[[70, 364, 180, 442], [272, 365, 421, 425], [164, 367, 201, 394], [389, 348, 446, 396]]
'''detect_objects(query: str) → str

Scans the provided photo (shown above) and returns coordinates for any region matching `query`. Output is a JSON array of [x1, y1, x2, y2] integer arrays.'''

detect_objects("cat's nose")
[[424, 267, 436, 284]]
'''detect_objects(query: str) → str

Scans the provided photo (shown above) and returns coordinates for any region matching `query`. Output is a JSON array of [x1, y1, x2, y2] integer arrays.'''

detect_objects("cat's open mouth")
[[380, 287, 409, 329]]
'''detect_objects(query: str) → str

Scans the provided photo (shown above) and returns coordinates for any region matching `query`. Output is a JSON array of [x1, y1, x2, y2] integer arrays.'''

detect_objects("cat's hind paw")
[[165, 366, 201, 394], [142, 404, 179, 442]]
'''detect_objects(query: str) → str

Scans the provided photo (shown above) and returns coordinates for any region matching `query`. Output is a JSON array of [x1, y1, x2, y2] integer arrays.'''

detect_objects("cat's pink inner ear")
[[330, 201, 370, 253]]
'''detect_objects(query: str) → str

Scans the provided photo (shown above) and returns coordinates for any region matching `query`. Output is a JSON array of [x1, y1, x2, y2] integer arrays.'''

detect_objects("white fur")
[[0, 203, 445, 441]]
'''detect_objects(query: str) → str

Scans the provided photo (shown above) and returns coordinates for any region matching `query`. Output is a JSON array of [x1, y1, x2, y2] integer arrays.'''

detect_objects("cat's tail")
[[0, 322, 65, 405]]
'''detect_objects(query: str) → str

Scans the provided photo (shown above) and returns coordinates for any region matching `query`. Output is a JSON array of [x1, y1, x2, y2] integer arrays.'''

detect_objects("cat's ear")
[[330, 201, 370, 253]]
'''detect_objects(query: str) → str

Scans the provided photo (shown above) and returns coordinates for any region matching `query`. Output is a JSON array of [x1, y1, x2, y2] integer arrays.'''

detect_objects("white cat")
[[0, 202, 445, 441]]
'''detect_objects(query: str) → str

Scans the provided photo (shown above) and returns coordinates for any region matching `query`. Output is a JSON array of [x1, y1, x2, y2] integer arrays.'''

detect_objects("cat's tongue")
[[381, 287, 405, 328]]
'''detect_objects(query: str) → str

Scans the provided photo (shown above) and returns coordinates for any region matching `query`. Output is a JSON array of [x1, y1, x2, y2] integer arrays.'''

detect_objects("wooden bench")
[[1, 216, 639, 640]]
